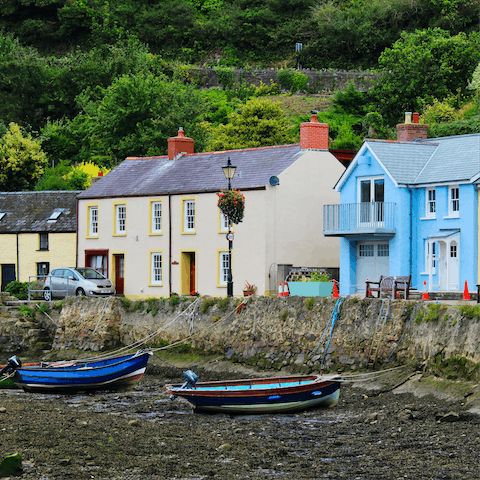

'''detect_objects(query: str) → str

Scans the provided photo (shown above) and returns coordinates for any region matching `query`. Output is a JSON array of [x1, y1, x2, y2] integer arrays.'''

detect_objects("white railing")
[[323, 202, 396, 234]]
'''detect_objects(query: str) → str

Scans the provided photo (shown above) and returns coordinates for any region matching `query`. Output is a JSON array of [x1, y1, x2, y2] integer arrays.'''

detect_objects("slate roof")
[[78, 145, 304, 199], [365, 133, 480, 186], [0, 191, 80, 233]]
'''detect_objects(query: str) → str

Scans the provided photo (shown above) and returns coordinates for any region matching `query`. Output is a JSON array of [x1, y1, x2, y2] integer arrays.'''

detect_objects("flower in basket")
[[243, 281, 257, 293], [217, 189, 245, 224]]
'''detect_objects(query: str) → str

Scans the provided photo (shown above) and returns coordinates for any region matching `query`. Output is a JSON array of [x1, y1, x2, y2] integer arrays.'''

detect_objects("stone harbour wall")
[[1, 296, 479, 373]]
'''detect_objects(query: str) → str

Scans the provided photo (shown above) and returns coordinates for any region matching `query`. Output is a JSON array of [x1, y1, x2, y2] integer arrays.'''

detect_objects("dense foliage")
[[0, 0, 479, 191]]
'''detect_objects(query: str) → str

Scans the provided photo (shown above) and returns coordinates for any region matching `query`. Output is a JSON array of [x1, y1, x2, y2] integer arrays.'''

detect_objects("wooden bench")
[[365, 275, 411, 300]]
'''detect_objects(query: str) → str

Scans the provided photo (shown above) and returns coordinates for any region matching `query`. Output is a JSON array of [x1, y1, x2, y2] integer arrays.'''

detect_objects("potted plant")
[[287, 271, 334, 297], [243, 281, 257, 296], [217, 189, 245, 224]]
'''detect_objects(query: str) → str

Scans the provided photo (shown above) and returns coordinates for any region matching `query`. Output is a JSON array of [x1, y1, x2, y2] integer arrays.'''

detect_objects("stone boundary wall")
[[3, 297, 478, 375], [192, 68, 379, 93]]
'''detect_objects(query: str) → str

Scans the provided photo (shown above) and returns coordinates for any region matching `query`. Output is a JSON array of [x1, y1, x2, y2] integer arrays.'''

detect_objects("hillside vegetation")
[[0, 0, 479, 191]]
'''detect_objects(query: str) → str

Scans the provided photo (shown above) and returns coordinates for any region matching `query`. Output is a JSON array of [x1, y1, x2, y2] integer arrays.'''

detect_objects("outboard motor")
[[181, 370, 199, 389], [0, 355, 22, 375], [169, 369, 199, 401]]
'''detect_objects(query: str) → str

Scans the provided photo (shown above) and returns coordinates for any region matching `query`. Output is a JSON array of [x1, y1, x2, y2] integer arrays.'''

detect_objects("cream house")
[[0, 191, 79, 291], [76, 113, 346, 298]]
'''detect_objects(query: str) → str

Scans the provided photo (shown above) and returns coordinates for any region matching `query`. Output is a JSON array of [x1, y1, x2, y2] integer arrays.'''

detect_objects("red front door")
[[114, 254, 124, 295]]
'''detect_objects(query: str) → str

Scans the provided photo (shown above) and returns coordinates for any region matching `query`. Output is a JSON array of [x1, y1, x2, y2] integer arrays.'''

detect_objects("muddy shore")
[[1, 356, 479, 480]]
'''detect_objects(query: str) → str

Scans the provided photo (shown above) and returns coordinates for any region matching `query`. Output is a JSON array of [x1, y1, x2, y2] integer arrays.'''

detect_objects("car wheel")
[[43, 288, 52, 301], [76, 288, 85, 297]]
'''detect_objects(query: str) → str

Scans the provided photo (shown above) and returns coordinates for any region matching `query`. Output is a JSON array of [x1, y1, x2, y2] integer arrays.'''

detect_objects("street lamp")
[[222, 157, 236, 297]]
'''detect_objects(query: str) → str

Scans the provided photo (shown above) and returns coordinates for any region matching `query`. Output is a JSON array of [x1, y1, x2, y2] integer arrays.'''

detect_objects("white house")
[[76, 113, 346, 298]]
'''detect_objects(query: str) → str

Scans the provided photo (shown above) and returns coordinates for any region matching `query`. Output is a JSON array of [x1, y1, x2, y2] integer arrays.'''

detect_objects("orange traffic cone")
[[283, 282, 289, 297], [278, 281, 284, 297], [422, 281, 429, 300], [463, 281, 471, 300], [332, 280, 339, 298]]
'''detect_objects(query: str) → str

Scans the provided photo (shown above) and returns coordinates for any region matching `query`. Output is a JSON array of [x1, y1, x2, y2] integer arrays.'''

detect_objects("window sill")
[[420, 271, 436, 276], [420, 216, 436, 221], [181, 231, 196, 235], [443, 215, 459, 219]]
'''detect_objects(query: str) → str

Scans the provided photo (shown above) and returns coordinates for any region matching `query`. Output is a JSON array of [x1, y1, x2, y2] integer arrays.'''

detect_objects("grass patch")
[[431, 354, 480, 382], [170, 294, 180, 307], [280, 309, 288, 321], [305, 297, 315, 310], [457, 304, 480, 319], [415, 303, 447, 323], [145, 297, 160, 317]]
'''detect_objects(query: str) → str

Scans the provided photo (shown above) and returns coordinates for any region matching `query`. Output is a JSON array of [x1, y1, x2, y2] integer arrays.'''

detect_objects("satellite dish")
[[269, 176, 280, 186]]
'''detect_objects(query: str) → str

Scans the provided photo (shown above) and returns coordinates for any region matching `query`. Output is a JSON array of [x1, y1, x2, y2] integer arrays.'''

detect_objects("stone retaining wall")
[[193, 67, 379, 93], [3, 296, 477, 374]]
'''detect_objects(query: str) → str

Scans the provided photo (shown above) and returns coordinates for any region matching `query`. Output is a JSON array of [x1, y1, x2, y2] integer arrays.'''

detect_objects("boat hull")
[[166, 374, 342, 414], [11, 351, 152, 394]]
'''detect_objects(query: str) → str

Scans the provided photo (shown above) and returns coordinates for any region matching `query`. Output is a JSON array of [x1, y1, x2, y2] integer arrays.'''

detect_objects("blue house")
[[323, 113, 479, 295]]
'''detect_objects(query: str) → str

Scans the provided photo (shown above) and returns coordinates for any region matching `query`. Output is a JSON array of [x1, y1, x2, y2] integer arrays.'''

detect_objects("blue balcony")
[[323, 202, 396, 237]]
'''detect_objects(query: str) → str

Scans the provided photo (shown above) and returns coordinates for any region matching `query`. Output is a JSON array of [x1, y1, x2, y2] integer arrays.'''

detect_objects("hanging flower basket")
[[217, 189, 245, 224]]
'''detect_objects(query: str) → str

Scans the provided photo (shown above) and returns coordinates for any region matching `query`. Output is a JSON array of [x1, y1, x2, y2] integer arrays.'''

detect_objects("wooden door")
[[114, 254, 124, 295], [1, 264, 16, 291]]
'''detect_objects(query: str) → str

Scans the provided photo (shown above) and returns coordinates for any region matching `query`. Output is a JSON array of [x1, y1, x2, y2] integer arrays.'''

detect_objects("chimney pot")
[[404, 112, 412, 124], [412, 112, 419, 124], [168, 128, 194, 160], [300, 113, 328, 150]]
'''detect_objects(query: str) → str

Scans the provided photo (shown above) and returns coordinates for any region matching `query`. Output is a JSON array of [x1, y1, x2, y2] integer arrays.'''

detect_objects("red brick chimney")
[[168, 127, 194, 160], [396, 112, 428, 141], [300, 111, 329, 150]]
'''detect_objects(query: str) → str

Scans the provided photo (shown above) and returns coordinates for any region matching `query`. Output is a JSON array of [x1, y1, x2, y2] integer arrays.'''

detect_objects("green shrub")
[[19, 305, 35, 318], [201, 298, 216, 313], [217, 297, 230, 313], [5, 281, 29, 300], [170, 293, 180, 307], [308, 271, 330, 282], [458, 304, 480, 319], [280, 310, 288, 321], [145, 297, 160, 317], [36, 303, 51, 315]]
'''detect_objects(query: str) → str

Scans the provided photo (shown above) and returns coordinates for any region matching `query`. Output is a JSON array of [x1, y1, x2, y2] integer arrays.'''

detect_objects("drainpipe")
[[169, 194, 172, 296], [16, 233, 19, 281], [408, 187, 413, 278]]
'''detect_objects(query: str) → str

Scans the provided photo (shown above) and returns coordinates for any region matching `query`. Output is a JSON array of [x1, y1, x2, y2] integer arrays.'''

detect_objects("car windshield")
[[76, 268, 105, 280]]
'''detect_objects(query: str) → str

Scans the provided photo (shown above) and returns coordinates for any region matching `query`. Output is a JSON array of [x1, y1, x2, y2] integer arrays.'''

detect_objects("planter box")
[[287, 281, 334, 297]]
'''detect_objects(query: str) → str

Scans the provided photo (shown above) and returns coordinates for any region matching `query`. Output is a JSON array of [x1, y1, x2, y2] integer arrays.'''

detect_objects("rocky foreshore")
[[1, 356, 479, 479]]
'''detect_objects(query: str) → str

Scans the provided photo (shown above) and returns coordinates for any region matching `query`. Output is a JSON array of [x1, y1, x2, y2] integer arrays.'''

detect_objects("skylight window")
[[47, 209, 65, 222], [0, 212, 5, 221]]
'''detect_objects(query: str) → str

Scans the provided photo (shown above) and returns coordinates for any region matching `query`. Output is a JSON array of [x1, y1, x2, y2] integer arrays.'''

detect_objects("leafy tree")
[[371, 28, 479, 125], [68, 73, 209, 166], [205, 97, 294, 151], [0, 123, 48, 191], [34, 161, 88, 191]]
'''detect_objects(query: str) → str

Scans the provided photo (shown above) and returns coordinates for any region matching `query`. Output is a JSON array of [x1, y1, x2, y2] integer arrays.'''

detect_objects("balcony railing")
[[323, 202, 396, 236]]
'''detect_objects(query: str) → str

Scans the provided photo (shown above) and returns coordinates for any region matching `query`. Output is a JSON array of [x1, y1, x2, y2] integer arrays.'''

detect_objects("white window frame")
[[426, 188, 436, 218], [151, 252, 163, 285], [219, 251, 230, 286], [183, 199, 195, 233], [220, 211, 229, 232], [448, 185, 459, 217], [116, 204, 126, 234], [89, 206, 98, 236], [152, 201, 162, 234]]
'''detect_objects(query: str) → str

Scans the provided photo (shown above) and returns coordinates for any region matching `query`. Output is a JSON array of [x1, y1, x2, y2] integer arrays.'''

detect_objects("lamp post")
[[222, 157, 236, 297]]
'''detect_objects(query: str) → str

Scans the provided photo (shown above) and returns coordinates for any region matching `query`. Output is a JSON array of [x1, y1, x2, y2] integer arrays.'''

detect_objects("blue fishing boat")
[[165, 371, 342, 414], [1, 350, 152, 394]]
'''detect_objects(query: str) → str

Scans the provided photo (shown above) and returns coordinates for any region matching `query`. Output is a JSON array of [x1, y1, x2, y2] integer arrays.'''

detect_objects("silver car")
[[43, 267, 116, 301]]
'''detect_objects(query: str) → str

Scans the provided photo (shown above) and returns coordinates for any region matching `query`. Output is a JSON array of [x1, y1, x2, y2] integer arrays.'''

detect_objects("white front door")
[[356, 241, 390, 292]]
